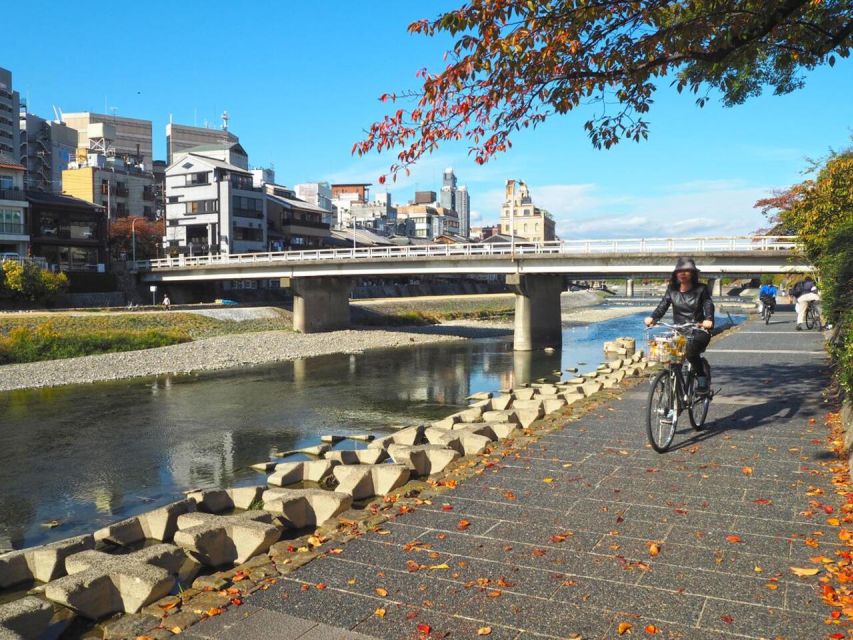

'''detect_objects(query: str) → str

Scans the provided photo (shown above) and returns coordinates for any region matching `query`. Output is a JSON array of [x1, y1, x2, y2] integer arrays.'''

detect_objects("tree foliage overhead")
[[355, 0, 853, 181]]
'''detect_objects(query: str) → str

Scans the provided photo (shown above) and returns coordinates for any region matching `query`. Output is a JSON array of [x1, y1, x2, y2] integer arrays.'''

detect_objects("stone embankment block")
[[44, 545, 184, 619], [481, 410, 520, 424], [174, 512, 280, 567], [262, 489, 352, 528], [387, 444, 460, 476], [0, 597, 55, 640], [324, 449, 388, 465], [273, 444, 330, 458], [515, 407, 544, 428], [425, 426, 493, 456], [431, 415, 461, 429], [332, 464, 410, 500], [489, 394, 513, 411], [479, 422, 519, 439], [512, 399, 543, 411], [186, 487, 265, 513], [468, 398, 492, 410], [368, 425, 425, 450], [451, 407, 483, 423], [95, 499, 195, 546], [466, 392, 492, 401], [0, 535, 93, 588], [267, 460, 337, 487], [512, 388, 536, 401]]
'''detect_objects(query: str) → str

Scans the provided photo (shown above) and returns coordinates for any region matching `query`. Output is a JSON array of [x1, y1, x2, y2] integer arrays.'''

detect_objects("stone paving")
[[184, 311, 842, 640]]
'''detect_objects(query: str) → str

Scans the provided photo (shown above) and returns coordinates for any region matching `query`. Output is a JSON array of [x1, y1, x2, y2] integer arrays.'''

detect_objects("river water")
[[0, 311, 736, 549]]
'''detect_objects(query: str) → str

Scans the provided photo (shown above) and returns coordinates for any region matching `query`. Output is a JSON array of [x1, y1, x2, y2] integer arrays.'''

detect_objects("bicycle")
[[760, 297, 775, 325], [645, 322, 713, 453], [805, 300, 822, 330]]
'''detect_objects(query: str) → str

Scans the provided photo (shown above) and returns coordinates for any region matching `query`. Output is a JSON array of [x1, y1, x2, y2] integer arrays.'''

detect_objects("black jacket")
[[651, 283, 715, 325]]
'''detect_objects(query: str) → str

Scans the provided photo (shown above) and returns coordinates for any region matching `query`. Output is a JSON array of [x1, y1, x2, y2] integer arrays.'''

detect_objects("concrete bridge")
[[136, 236, 809, 350]]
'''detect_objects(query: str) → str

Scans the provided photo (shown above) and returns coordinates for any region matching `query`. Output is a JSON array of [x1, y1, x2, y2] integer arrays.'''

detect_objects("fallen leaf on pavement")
[[790, 567, 820, 577], [648, 542, 660, 557], [477, 627, 492, 636], [457, 519, 471, 530], [741, 467, 753, 476], [617, 622, 633, 635], [543, 477, 555, 483], [720, 615, 734, 624], [374, 608, 386, 618], [417, 623, 431, 634], [645, 624, 658, 634], [375, 588, 388, 597]]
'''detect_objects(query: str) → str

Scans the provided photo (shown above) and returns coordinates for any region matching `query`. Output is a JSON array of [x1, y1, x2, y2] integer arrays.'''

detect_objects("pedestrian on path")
[[162, 294, 171, 311], [644, 256, 715, 393]]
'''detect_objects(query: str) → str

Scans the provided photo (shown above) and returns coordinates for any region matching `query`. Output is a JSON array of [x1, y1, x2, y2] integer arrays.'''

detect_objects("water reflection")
[[0, 311, 671, 548]]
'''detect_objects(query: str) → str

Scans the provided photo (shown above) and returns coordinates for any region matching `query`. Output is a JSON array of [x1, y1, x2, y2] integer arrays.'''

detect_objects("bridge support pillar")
[[507, 274, 563, 351], [625, 279, 635, 298], [707, 278, 723, 297], [289, 277, 353, 333]]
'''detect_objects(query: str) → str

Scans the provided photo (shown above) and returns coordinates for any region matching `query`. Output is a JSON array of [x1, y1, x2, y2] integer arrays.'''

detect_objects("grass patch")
[[0, 324, 192, 364]]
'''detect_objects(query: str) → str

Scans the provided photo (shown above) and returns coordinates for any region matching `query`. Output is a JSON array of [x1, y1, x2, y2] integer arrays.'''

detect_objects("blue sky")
[[6, 1, 852, 238]]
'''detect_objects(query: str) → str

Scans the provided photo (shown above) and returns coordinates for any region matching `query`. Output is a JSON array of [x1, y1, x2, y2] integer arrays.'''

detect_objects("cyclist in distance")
[[644, 257, 715, 394], [758, 281, 778, 316]]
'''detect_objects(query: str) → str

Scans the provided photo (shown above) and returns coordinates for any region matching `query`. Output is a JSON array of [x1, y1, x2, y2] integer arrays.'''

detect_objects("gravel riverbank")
[[0, 300, 648, 393]]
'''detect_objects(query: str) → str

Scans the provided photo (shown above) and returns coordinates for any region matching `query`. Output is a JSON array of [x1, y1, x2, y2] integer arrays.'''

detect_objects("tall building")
[[164, 143, 265, 255], [294, 182, 334, 226], [19, 112, 78, 192], [0, 68, 20, 159], [457, 184, 470, 238], [62, 112, 153, 169], [499, 179, 555, 241], [166, 122, 239, 164], [62, 155, 156, 219], [0, 155, 29, 256], [440, 167, 457, 210], [331, 183, 370, 229]]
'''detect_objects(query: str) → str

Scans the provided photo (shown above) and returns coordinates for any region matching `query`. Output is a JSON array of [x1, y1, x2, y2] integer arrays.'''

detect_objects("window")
[[186, 200, 217, 214], [167, 196, 179, 204], [0, 176, 13, 190], [187, 172, 209, 186]]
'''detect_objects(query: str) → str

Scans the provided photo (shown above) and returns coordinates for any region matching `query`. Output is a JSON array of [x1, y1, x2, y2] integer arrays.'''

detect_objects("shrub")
[[1, 260, 69, 303]]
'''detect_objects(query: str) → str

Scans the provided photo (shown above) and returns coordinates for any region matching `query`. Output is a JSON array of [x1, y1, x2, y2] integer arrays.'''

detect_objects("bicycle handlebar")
[[648, 321, 710, 334]]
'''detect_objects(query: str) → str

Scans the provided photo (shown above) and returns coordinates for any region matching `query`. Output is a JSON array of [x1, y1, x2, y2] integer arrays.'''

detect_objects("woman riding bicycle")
[[644, 257, 715, 393]]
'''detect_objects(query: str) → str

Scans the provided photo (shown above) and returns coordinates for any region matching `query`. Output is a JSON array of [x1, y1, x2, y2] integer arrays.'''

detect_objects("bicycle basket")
[[647, 333, 687, 364]]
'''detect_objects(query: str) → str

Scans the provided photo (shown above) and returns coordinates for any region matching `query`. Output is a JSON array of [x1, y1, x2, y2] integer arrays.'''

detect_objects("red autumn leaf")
[[720, 615, 734, 624], [417, 623, 431, 634], [441, 504, 453, 512], [229, 597, 242, 606], [753, 498, 772, 505], [532, 548, 547, 557], [457, 519, 471, 530], [315, 583, 327, 590], [725, 535, 742, 544]]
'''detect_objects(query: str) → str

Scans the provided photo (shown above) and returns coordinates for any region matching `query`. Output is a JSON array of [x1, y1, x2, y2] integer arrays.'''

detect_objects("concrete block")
[[320, 435, 346, 444], [332, 464, 410, 500], [185, 489, 233, 514], [512, 388, 536, 401], [267, 460, 338, 487], [466, 392, 492, 401], [480, 422, 519, 439], [388, 444, 460, 476], [515, 406, 544, 428], [535, 384, 559, 395], [368, 425, 425, 449], [611, 369, 627, 382], [567, 377, 585, 385], [481, 410, 520, 424], [45, 545, 184, 619], [262, 489, 352, 528], [0, 597, 54, 639], [582, 372, 599, 379], [512, 399, 543, 411], [227, 486, 266, 510], [0, 535, 94, 588], [431, 415, 461, 430], [453, 407, 483, 423], [95, 499, 196, 546], [489, 394, 513, 411], [324, 449, 388, 465], [600, 376, 618, 389], [580, 382, 603, 396], [468, 398, 492, 411], [174, 512, 280, 567], [426, 426, 493, 456], [560, 392, 583, 405], [543, 398, 567, 414]]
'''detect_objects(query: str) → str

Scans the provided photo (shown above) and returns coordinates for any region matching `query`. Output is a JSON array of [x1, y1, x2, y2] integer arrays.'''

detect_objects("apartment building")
[[0, 155, 29, 256], [0, 68, 20, 159], [19, 112, 78, 192], [62, 112, 153, 169], [164, 143, 266, 254], [499, 179, 555, 241], [62, 154, 156, 219]]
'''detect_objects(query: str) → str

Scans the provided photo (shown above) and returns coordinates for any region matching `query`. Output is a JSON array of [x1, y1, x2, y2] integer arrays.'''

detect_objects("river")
[[0, 311, 738, 549]]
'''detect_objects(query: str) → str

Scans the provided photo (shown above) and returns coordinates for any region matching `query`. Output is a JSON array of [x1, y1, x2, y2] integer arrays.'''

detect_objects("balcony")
[[0, 188, 25, 201], [0, 222, 26, 235]]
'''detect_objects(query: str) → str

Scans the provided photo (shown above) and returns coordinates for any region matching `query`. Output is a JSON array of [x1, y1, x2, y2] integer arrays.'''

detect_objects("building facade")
[[164, 143, 266, 255], [62, 155, 156, 219], [0, 156, 29, 256], [396, 203, 459, 239], [294, 182, 334, 226], [0, 68, 20, 159], [457, 184, 470, 238], [499, 179, 555, 241], [26, 191, 106, 271], [264, 184, 330, 251], [19, 112, 78, 192], [62, 112, 153, 169], [166, 122, 239, 164], [331, 183, 371, 229], [440, 167, 456, 210]]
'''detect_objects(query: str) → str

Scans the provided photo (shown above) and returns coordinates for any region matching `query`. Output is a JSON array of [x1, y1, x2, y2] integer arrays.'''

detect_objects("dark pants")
[[686, 331, 711, 375]]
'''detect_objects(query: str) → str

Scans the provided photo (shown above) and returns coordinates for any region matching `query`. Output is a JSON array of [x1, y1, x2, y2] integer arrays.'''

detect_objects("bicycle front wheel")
[[765, 307, 771, 325], [806, 305, 817, 330], [646, 370, 676, 453], [689, 359, 711, 430]]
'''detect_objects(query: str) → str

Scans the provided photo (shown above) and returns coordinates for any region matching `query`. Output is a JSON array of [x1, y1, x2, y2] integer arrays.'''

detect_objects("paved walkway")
[[186, 311, 840, 640]]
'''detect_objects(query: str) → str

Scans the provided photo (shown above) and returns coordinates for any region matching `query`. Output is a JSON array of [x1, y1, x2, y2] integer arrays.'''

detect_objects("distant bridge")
[[135, 236, 810, 349]]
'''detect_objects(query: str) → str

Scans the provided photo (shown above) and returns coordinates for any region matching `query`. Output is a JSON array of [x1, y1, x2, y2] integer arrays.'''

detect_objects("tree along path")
[[184, 311, 842, 640]]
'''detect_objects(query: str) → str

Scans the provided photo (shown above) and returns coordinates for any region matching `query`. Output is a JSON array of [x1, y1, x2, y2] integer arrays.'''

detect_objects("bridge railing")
[[137, 236, 799, 271]]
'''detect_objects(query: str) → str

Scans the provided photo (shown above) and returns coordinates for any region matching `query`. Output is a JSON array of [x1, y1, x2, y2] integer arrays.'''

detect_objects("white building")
[[164, 142, 266, 255], [251, 167, 275, 188], [0, 68, 20, 160], [166, 122, 239, 164], [294, 182, 334, 226], [0, 155, 29, 256]]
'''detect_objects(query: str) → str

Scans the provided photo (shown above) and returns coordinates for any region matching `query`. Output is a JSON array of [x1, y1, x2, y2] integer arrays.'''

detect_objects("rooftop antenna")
[[52, 105, 62, 122], [221, 110, 229, 131]]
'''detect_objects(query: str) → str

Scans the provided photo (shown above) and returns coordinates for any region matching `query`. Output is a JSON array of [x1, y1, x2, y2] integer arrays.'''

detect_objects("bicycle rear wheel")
[[765, 307, 771, 325], [806, 304, 817, 330], [646, 370, 676, 453], [689, 359, 711, 430]]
